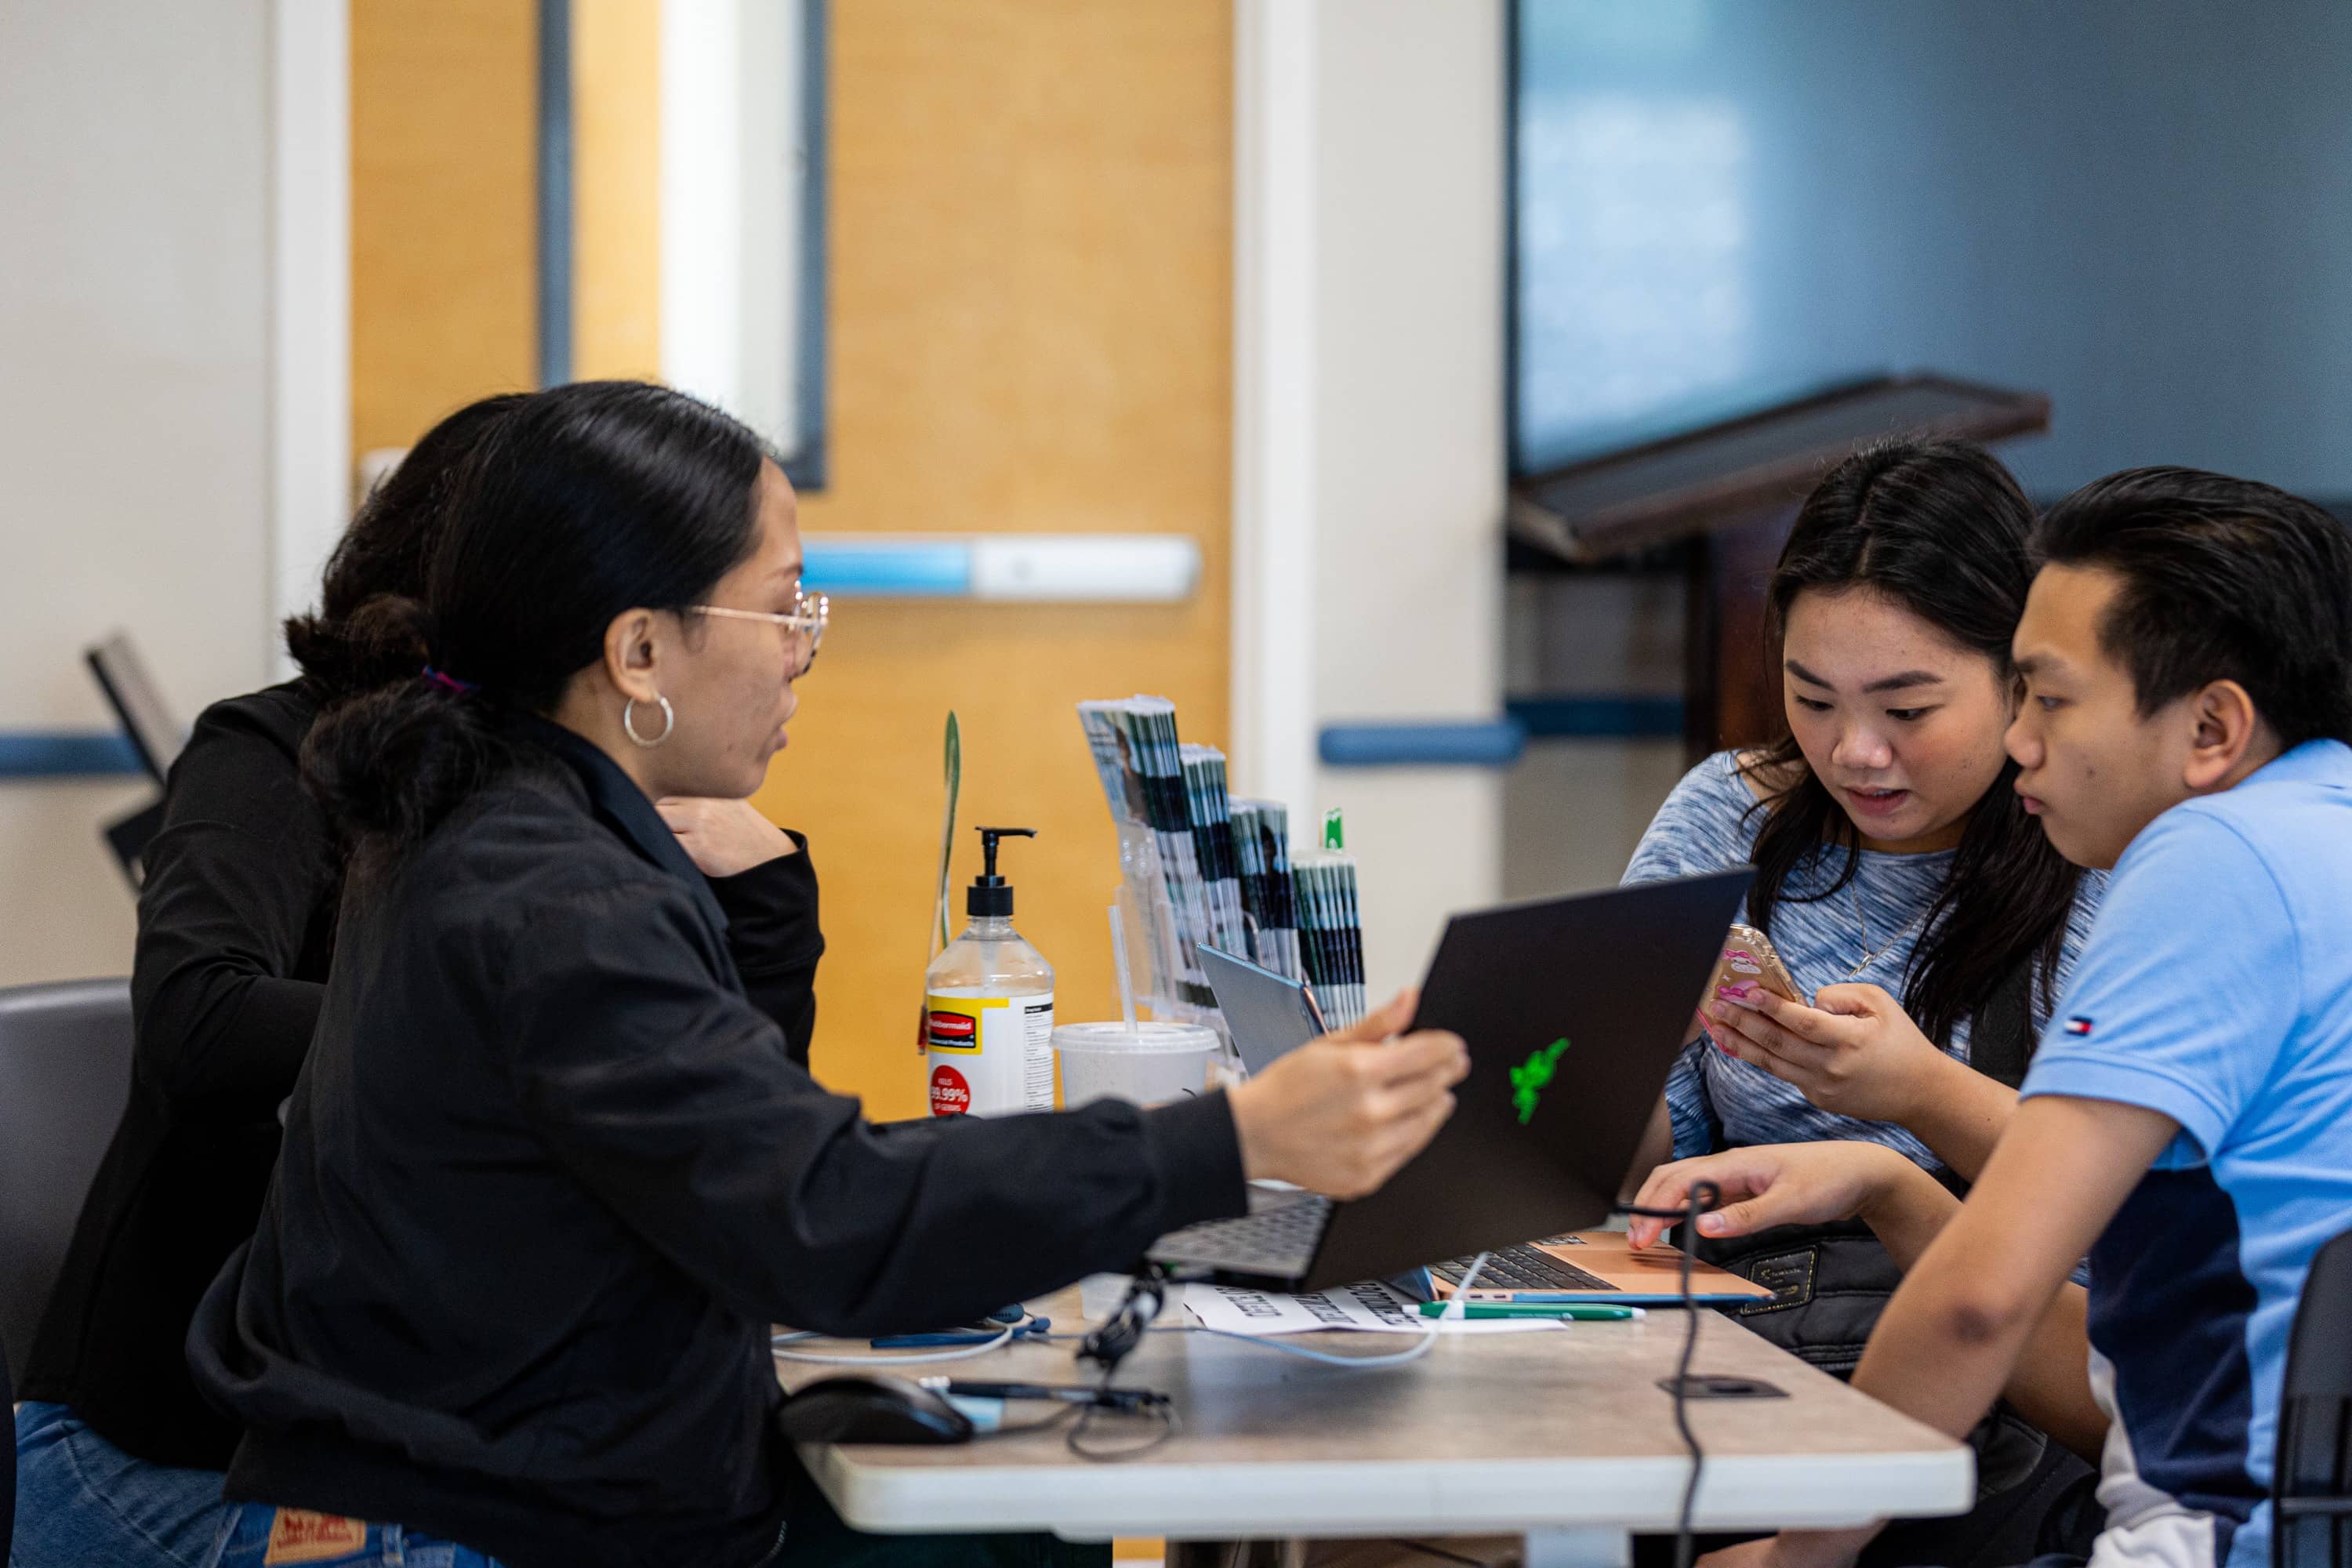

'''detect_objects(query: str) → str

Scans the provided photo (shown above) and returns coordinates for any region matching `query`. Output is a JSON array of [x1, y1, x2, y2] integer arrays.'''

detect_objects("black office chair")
[[0, 979, 135, 1381], [2277, 1225, 2352, 1568]]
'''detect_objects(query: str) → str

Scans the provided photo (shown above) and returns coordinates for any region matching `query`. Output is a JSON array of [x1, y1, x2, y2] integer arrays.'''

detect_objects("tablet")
[[1198, 946, 1324, 1076]]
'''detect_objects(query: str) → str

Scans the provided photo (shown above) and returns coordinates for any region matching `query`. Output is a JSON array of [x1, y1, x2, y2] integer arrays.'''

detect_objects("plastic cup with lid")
[[1053, 1022, 1218, 1109]]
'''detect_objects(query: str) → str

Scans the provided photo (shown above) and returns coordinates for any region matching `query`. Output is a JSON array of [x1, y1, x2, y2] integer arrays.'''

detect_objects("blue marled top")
[[1624, 750, 2106, 1169]]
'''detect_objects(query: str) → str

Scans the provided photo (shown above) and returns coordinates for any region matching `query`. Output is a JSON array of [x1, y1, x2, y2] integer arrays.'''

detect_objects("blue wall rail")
[[803, 539, 972, 596], [5, 699, 1679, 780], [4, 535, 1194, 779], [0, 732, 143, 779], [800, 534, 1200, 601], [1319, 720, 1528, 769], [1317, 695, 1686, 768]]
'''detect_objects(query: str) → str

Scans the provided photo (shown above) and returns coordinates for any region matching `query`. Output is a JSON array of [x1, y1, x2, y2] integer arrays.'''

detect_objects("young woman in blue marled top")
[[1624, 439, 2105, 1186]]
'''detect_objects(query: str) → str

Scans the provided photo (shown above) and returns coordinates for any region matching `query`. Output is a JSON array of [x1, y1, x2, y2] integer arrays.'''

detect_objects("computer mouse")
[[776, 1374, 976, 1445]]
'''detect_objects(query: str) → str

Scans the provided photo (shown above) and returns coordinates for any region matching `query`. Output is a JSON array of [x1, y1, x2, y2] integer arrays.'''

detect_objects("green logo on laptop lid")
[[1511, 1037, 1571, 1125]]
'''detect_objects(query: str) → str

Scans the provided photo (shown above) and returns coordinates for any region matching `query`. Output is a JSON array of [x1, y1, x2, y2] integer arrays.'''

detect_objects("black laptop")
[[1146, 869, 1752, 1292]]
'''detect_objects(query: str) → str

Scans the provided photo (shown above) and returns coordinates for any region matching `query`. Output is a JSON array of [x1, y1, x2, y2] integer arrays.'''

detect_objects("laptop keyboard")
[[1431, 1243, 1615, 1294], [1150, 1189, 1333, 1275]]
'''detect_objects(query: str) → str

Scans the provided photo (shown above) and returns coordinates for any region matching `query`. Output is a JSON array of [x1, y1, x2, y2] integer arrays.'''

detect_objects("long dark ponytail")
[[302, 381, 767, 861], [282, 393, 528, 702], [1740, 437, 2082, 1044]]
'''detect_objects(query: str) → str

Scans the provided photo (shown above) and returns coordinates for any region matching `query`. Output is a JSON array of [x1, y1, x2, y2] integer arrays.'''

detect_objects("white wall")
[[1234, 0, 1508, 997], [0, 0, 278, 983]]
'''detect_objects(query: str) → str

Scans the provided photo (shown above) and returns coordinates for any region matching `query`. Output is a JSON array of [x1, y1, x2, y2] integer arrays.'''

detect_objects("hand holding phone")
[[1711, 923, 1804, 1007]]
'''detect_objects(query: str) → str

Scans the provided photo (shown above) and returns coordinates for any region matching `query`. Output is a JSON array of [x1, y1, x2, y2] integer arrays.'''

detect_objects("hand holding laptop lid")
[[1227, 989, 1468, 1200]]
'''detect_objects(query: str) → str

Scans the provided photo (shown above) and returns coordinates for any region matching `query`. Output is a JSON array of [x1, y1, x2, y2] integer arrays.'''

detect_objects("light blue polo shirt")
[[2019, 739, 2352, 1568]]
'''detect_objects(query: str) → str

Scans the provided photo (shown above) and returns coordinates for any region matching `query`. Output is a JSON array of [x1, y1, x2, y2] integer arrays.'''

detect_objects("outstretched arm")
[[1629, 1136, 2109, 1465], [1679, 1097, 2175, 1568]]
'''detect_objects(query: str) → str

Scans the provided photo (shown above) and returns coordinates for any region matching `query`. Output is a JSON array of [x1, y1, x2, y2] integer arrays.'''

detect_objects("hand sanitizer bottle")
[[924, 827, 1055, 1116]]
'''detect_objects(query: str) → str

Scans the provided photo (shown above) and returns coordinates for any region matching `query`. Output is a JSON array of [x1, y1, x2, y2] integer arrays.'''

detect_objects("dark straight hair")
[[2032, 466, 2352, 749], [303, 380, 768, 862], [1740, 437, 2083, 1044], [282, 393, 528, 702]]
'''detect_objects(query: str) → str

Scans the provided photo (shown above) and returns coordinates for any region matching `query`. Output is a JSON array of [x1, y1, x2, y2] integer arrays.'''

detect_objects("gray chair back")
[[0, 978, 134, 1375], [2278, 1225, 2352, 1568]]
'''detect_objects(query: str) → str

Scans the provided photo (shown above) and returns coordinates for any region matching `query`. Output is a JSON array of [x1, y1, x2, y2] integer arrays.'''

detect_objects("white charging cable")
[[1187, 1250, 1493, 1369], [774, 1255, 1500, 1375]]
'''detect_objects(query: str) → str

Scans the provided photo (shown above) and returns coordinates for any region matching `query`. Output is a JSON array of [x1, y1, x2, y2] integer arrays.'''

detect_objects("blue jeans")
[[12, 1403, 501, 1568], [14, 1399, 1097, 1568], [12, 1400, 235, 1568], [208, 1502, 503, 1567]]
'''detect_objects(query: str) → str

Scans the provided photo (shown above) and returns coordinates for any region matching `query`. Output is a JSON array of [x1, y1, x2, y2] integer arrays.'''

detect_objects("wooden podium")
[[1508, 375, 2050, 760]]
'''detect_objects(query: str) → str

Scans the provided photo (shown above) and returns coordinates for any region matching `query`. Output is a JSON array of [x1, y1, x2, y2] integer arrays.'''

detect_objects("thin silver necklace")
[[1847, 878, 1927, 979]]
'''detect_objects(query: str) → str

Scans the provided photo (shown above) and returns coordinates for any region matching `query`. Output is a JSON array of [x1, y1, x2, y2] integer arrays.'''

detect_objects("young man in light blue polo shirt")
[[1648, 466, 2352, 1568]]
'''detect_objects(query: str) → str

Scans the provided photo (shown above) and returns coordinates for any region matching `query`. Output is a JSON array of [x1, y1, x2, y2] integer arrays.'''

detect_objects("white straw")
[[1108, 902, 1140, 1036]]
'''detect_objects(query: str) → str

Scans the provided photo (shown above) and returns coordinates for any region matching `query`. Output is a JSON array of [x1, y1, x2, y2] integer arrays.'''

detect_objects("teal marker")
[[1417, 1301, 1643, 1321]]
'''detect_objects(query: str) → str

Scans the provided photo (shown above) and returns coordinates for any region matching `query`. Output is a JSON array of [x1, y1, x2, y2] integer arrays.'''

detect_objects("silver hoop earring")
[[622, 695, 674, 748]]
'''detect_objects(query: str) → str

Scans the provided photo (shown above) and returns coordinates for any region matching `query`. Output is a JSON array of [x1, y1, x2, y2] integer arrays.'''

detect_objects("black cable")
[[1066, 1396, 1181, 1461], [1069, 1274, 1186, 1459], [1079, 1273, 1165, 1379], [1668, 1181, 1715, 1568], [1615, 1181, 1722, 1568], [1074, 1218, 1726, 1501]]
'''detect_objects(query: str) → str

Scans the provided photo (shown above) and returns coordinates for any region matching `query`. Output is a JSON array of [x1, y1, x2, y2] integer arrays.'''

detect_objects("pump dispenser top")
[[926, 826, 1054, 1116], [967, 826, 1033, 917]]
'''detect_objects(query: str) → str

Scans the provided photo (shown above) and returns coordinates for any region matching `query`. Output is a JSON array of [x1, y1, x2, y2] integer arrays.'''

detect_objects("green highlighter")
[[1417, 1301, 1644, 1321]]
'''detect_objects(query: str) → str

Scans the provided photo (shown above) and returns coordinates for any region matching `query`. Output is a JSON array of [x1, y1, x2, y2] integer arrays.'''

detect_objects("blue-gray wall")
[[1513, 0, 2352, 497]]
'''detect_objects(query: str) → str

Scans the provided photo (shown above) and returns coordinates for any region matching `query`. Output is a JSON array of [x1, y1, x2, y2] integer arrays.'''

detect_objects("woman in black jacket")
[[186, 380, 1466, 1568], [12, 392, 827, 1568]]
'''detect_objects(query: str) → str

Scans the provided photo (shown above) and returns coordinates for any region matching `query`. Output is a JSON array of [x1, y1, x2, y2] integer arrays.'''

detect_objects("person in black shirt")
[[187, 380, 1468, 1568], [13, 392, 827, 1568]]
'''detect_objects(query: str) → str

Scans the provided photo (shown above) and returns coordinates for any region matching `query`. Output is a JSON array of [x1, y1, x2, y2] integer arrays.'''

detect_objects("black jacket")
[[24, 685, 824, 1469], [188, 717, 1246, 1568]]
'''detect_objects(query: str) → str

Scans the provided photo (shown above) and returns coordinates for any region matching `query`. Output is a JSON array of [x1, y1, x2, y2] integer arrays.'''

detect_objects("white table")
[[776, 1287, 1973, 1568]]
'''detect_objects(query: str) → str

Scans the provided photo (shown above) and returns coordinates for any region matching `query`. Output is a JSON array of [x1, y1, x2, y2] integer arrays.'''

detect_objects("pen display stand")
[[1080, 697, 1368, 1056]]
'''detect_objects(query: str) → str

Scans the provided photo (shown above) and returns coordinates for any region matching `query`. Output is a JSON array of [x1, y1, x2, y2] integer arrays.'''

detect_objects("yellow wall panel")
[[763, 0, 1234, 1119], [570, 0, 662, 382], [350, 0, 538, 457]]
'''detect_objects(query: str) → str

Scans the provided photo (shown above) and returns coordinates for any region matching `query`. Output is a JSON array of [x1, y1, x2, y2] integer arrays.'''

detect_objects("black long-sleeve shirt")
[[24, 684, 825, 1470], [187, 717, 1247, 1568], [23, 684, 337, 1465]]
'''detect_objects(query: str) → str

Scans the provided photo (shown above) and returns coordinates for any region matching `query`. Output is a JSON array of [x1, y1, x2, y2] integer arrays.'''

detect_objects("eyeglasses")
[[690, 587, 830, 674]]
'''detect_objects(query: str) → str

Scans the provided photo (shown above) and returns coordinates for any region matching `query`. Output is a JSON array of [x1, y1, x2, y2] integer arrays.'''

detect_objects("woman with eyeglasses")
[[13, 392, 835, 1568], [187, 380, 1466, 1568]]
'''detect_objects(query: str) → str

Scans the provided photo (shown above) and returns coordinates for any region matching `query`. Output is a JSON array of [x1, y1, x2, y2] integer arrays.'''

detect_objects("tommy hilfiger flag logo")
[[2064, 1017, 2094, 1036]]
